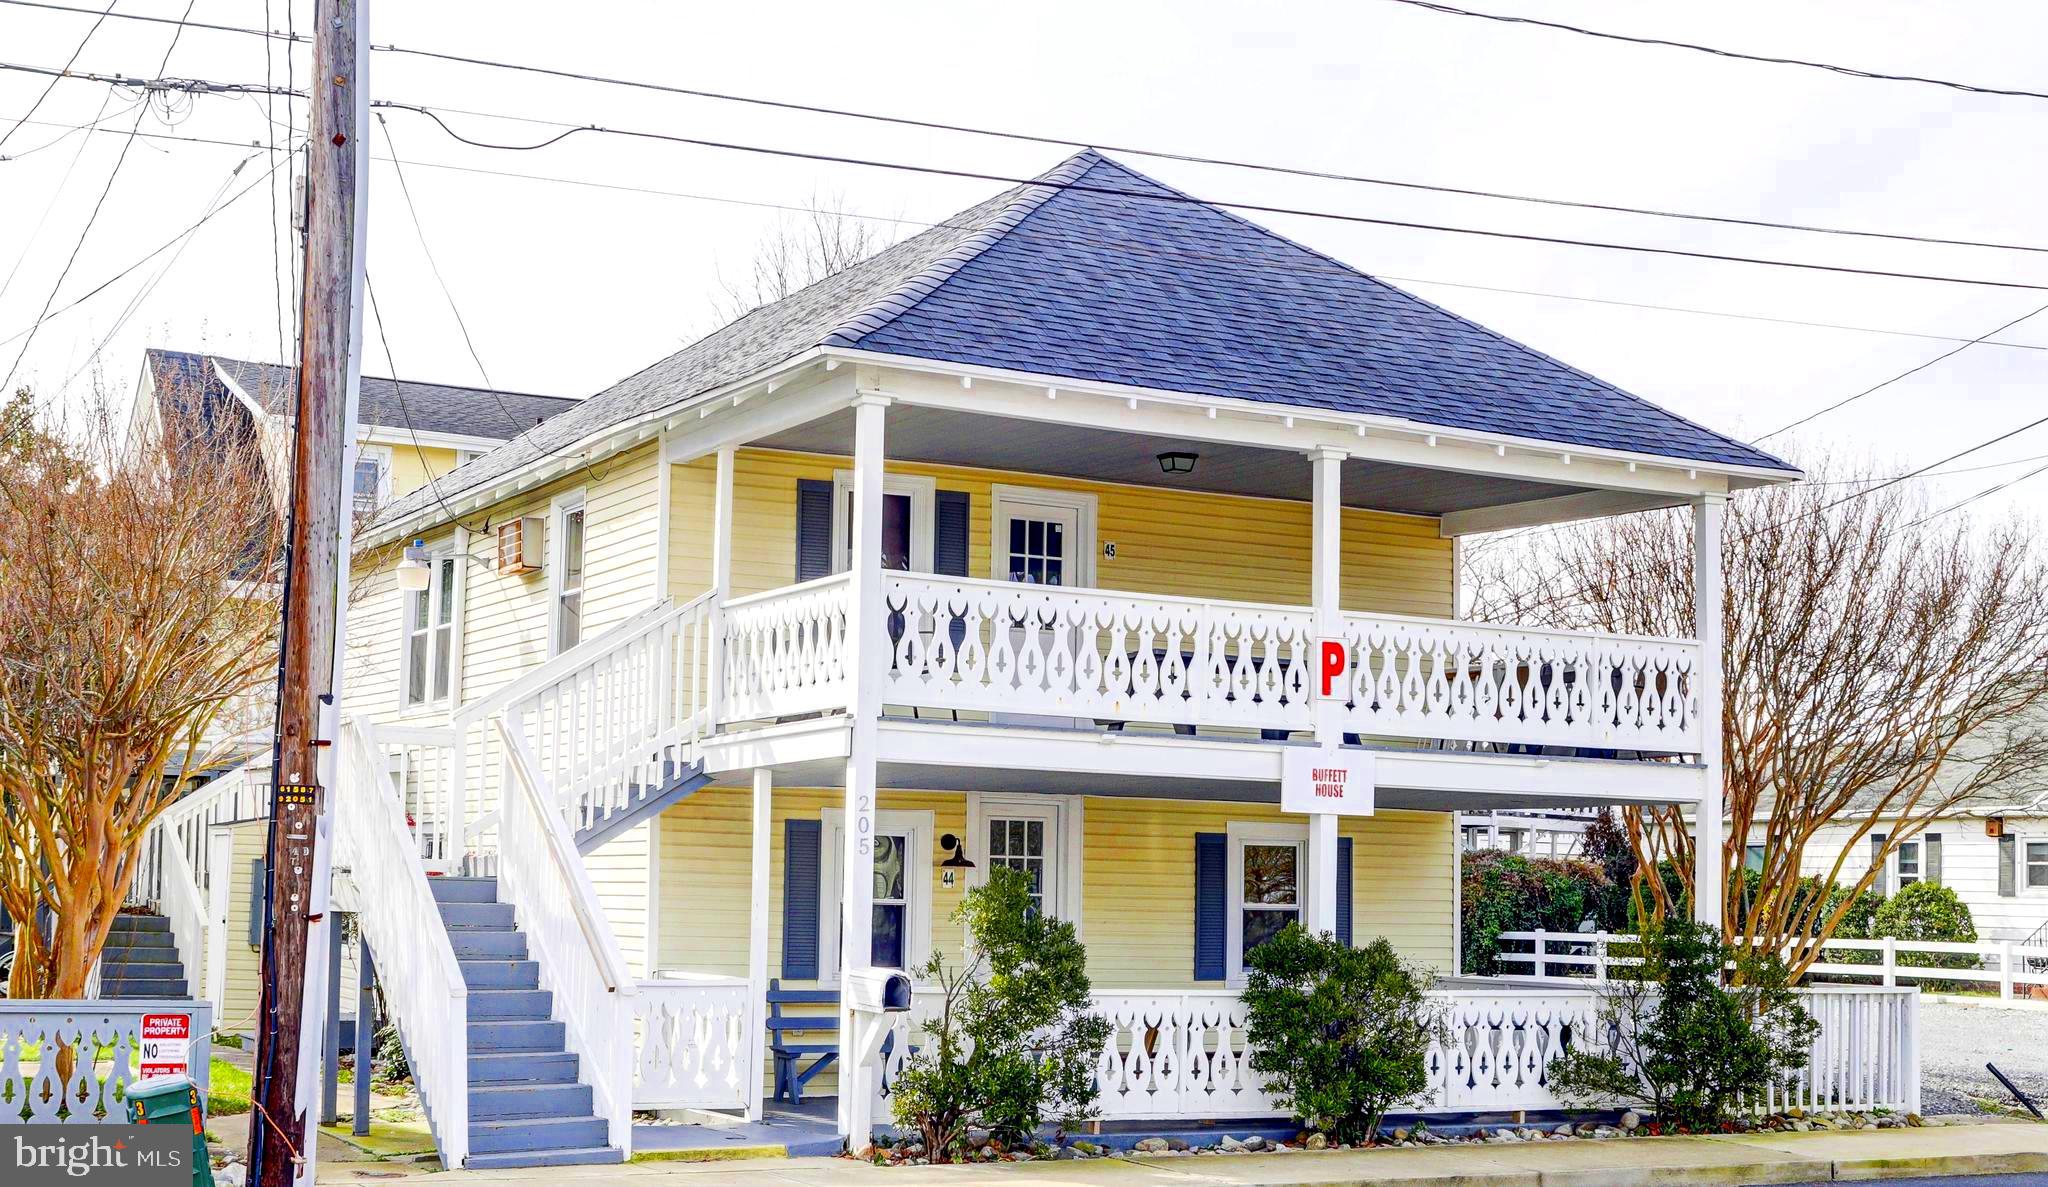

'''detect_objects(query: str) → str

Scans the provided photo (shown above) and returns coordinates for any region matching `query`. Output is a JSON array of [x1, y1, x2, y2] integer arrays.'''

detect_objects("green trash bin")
[[125, 1074, 216, 1187]]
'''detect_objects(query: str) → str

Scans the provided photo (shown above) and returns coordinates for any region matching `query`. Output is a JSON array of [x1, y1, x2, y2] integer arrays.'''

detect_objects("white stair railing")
[[338, 719, 470, 1167], [496, 718, 638, 1154], [157, 831, 211, 1002], [128, 764, 270, 1000], [505, 591, 717, 838]]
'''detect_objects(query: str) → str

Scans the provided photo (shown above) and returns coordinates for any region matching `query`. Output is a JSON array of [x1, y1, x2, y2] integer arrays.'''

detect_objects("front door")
[[983, 806, 1058, 916], [993, 497, 1089, 726], [1000, 501, 1081, 587]]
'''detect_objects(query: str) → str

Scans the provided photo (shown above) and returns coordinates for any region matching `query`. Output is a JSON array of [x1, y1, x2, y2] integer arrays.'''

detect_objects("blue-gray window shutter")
[[1925, 833, 1942, 886], [248, 859, 266, 947], [935, 490, 971, 577], [1194, 832, 1226, 981], [783, 819, 821, 979], [795, 479, 834, 582], [1336, 837, 1354, 947], [1999, 834, 2017, 897]]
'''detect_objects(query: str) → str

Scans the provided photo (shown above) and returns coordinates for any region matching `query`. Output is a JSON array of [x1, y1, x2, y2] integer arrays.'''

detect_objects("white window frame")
[[399, 548, 463, 710], [965, 793, 1084, 930], [353, 444, 393, 516], [819, 807, 934, 985], [548, 488, 587, 657], [1226, 821, 1308, 985], [1894, 839, 1922, 891], [831, 471, 934, 574], [988, 484, 1098, 587], [2024, 836, 2048, 893]]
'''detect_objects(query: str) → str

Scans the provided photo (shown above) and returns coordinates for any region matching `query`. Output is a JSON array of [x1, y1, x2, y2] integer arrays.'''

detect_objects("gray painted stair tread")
[[464, 1147, 622, 1169], [468, 1052, 579, 1085]]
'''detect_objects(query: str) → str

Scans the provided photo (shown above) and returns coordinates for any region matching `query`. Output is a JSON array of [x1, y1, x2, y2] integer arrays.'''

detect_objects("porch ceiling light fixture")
[[939, 833, 976, 869], [1156, 450, 1198, 475], [397, 538, 433, 592]]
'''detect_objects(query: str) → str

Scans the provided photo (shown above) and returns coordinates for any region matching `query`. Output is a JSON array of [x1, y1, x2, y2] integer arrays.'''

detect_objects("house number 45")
[[1101, 541, 1116, 558]]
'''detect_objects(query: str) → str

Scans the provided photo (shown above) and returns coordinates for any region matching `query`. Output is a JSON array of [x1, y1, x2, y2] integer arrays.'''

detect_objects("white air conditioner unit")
[[495, 516, 544, 575]]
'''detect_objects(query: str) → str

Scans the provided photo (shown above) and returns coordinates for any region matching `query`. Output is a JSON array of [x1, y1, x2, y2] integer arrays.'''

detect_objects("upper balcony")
[[718, 569, 1703, 758]]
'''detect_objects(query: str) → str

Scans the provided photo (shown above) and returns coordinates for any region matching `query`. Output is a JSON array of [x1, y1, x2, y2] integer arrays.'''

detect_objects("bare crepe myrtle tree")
[[710, 191, 893, 324], [0, 382, 282, 999], [1466, 460, 2048, 978]]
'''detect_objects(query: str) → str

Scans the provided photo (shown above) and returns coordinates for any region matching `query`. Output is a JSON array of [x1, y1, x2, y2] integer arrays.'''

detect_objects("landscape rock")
[[1620, 1110, 1642, 1130], [215, 1164, 247, 1187], [1491, 1128, 1521, 1142], [1219, 1135, 1245, 1152], [1134, 1137, 1170, 1154], [1166, 1138, 1190, 1152], [966, 1126, 991, 1149], [1305, 1133, 1328, 1150]]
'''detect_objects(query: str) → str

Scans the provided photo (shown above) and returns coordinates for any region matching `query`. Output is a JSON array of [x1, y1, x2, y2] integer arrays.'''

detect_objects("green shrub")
[[1460, 849, 1610, 975], [1547, 919, 1819, 1129], [1240, 928, 1444, 1144], [1872, 882, 1977, 973], [887, 866, 1108, 1160]]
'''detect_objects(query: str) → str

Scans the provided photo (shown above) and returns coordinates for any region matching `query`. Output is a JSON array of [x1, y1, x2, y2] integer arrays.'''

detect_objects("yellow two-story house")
[[306, 150, 1820, 1167]]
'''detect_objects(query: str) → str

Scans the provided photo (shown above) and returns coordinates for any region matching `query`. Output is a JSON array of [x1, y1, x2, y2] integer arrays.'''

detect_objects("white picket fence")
[[1497, 929, 2048, 1001]]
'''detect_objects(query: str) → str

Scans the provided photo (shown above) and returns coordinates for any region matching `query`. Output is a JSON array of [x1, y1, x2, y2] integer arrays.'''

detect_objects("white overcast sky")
[[4, 0, 2046, 523]]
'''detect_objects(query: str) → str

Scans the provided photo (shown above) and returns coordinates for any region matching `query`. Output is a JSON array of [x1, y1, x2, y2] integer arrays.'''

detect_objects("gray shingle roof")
[[372, 149, 1794, 532], [209, 356, 578, 441]]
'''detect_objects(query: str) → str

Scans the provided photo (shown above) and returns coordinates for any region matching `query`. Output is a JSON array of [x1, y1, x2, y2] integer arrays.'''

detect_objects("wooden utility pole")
[[249, 1, 368, 1185]]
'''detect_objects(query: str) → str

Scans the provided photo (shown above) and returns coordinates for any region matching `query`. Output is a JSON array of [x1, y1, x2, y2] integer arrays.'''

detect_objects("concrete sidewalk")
[[313, 1117, 2048, 1186]]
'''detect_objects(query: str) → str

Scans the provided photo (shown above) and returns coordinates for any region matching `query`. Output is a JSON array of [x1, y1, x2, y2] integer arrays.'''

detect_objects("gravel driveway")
[[1917, 1000, 2048, 1116]]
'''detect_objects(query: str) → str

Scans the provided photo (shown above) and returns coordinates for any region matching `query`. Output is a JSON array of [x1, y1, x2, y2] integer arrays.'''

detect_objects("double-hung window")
[[1895, 840, 1921, 890], [1226, 822, 1306, 982], [402, 554, 459, 707], [551, 494, 585, 655], [819, 808, 932, 983], [353, 447, 391, 517], [2028, 840, 2048, 890]]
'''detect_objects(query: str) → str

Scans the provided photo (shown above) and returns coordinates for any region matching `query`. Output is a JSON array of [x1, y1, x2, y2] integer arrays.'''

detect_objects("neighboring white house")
[[1797, 793, 2048, 945], [1457, 807, 1602, 858]]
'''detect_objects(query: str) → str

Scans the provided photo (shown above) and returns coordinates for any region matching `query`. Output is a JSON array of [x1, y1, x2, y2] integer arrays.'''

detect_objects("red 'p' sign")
[[1316, 638, 1349, 700]]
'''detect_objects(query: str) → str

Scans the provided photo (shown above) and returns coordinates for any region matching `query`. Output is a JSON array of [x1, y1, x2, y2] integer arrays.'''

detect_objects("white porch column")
[[1306, 448, 1346, 937], [705, 445, 736, 727], [746, 766, 772, 1121], [838, 394, 888, 1146], [1692, 494, 1726, 931]]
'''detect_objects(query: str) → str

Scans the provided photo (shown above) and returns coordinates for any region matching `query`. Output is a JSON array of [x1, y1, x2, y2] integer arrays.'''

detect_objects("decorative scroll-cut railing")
[[858, 981, 1913, 1127], [0, 1001, 212, 1124], [633, 973, 753, 1111], [1341, 615, 1700, 753], [881, 574, 1313, 731], [719, 573, 854, 723]]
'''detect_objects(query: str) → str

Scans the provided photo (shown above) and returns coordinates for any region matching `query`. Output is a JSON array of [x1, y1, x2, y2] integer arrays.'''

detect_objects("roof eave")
[[822, 346, 1804, 489], [357, 347, 830, 549]]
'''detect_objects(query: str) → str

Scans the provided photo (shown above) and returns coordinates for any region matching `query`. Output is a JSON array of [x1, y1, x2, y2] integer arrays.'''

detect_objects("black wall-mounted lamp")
[[939, 833, 976, 869], [1156, 450, 1198, 475]]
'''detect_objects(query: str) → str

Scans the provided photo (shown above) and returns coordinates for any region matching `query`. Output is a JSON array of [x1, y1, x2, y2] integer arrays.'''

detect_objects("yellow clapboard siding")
[[653, 789, 1454, 990], [383, 443, 462, 505], [668, 449, 1453, 616], [218, 819, 268, 1035]]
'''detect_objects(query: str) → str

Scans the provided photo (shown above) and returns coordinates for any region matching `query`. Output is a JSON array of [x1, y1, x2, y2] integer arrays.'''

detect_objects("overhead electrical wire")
[[15, 107, 2045, 365], [0, 150, 292, 350], [9, 0, 2048, 259], [373, 100, 2048, 295], [0, 0, 116, 154], [0, 0, 200, 400], [1373, 0, 2048, 102]]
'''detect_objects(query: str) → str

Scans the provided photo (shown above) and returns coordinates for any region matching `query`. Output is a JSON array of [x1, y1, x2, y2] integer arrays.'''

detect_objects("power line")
[[0, 93, 123, 307], [11, 0, 2048, 258], [0, 151, 292, 350], [1915, 458, 2048, 526], [374, 113, 495, 389], [375, 101, 2048, 295], [0, 58, 295, 96], [1752, 300, 2048, 442], [0, 0, 200, 399], [1375, 0, 2048, 102], [19, 52, 2048, 293], [0, 0, 116, 153], [19, 107, 2048, 362]]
